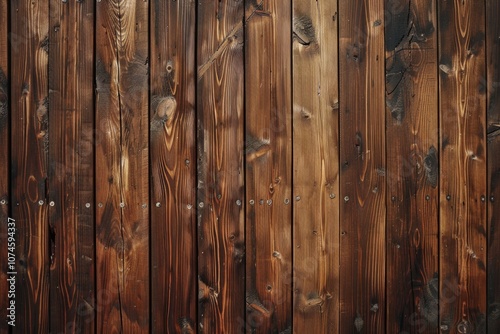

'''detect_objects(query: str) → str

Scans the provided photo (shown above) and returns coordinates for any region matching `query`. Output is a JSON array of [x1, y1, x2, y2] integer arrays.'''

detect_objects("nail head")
[[49, 201, 55, 207]]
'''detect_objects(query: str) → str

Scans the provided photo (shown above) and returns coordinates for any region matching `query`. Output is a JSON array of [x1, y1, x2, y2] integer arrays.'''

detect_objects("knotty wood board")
[[292, 0, 339, 332], [339, 0, 386, 332], [438, 0, 487, 331], [385, 1, 439, 332], [95, 0, 150, 331], [245, 0, 293, 332], [10, 0, 50, 331], [150, 0, 197, 332], [48, 0, 95, 332], [197, 0, 245, 332]]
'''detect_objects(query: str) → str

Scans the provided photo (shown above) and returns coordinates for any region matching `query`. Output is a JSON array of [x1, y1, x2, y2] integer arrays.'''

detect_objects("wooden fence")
[[0, 0, 499, 333]]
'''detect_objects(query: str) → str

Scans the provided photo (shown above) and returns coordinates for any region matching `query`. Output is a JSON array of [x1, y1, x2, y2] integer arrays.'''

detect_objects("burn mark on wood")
[[178, 317, 195, 334], [468, 32, 485, 57], [246, 289, 270, 316], [293, 16, 317, 48], [40, 35, 49, 53], [424, 146, 438, 188], [0, 68, 7, 131], [355, 132, 363, 157], [384, 0, 410, 52], [354, 314, 364, 332], [245, 134, 270, 162], [420, 273, 439, 328]]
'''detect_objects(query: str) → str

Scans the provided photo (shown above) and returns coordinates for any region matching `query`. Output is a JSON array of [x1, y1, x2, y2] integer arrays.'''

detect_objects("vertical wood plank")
[[95, 0, 149, 331], [487, 0, 500, 331], [197, 0, 245, 332], [384, 1, 439, 333], [291, 0, 339, 332], [48, 0, 95, 332], [0, 0, 9, 331], [9, 0, 50, 331], [245, 0, 292, 332], [339, 0, 386, 332], [438, 0, 487, 332], [150, 1, 197, 332]]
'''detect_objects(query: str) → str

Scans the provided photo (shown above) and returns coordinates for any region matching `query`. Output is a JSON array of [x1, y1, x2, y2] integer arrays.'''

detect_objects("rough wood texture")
[[197, 0, 245, 332], [10, 0, 50, 332], [385, 1, 439, 333], [0, 0, 9, 331], [487, 0, 500, 331], [95, 0, 149, 332], [438, 0, 487, 332], [48, 1, 95, 332], [339, 0, 386, 332], [245, 0, 292, 332], [150, 1, 197, 332], [292, 0, 339, 332]]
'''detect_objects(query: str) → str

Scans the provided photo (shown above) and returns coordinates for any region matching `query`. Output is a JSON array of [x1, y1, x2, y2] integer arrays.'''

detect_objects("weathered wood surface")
[[292, 0, 339, 332], [1, 2, 500, 333], [245, 0, 292, 332], [9, 0, 50, 332], [150, 1, 197, 332], [438, 0, 487, 332], [385, 1, 439, 333], [487, 0, 500, 332], [95, 0, 149, 332], [48, 0, 95, 332], [0, 0, 9, 331], [197, 0, 245, 332], [339, 0, 386, 332]]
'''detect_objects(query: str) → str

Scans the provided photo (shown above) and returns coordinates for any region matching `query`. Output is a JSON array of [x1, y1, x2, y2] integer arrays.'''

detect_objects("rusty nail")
[[446, 195, 451, 201], [284, 198, 290, 205]]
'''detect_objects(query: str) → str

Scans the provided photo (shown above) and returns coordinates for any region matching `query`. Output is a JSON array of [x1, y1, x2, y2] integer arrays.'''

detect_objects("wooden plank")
[[338, 0, 386, 332], [9, 0, 50, 331], [95, 0, 149, 331], [0, 0, 10, 331], [150, 1, 197, 332], [48, 0, 95, 332], [384, 1, 439, 333], [487, 0, 500, 331], [438, 0, 487, 332], [197, 0, 245, 332], [245, 0, 292, 332], [291, 0, 339, 332]]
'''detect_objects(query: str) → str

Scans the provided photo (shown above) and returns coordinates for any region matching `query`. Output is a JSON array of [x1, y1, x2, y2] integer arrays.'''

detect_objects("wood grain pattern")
[[150, 1, 197, 332], [339, 0, 386, 332], [487, 0, 500, 332], [95, 0, 149, 332], [245, 0, 292, 332], [438, 0, 487, 332], [0, 0, 9, 331], [385, 1, 439, 333], [197, 0, 245, 332], [292, 0, 339, 332], [48, 1, 95, 332], [10, 0, 50, 332]]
